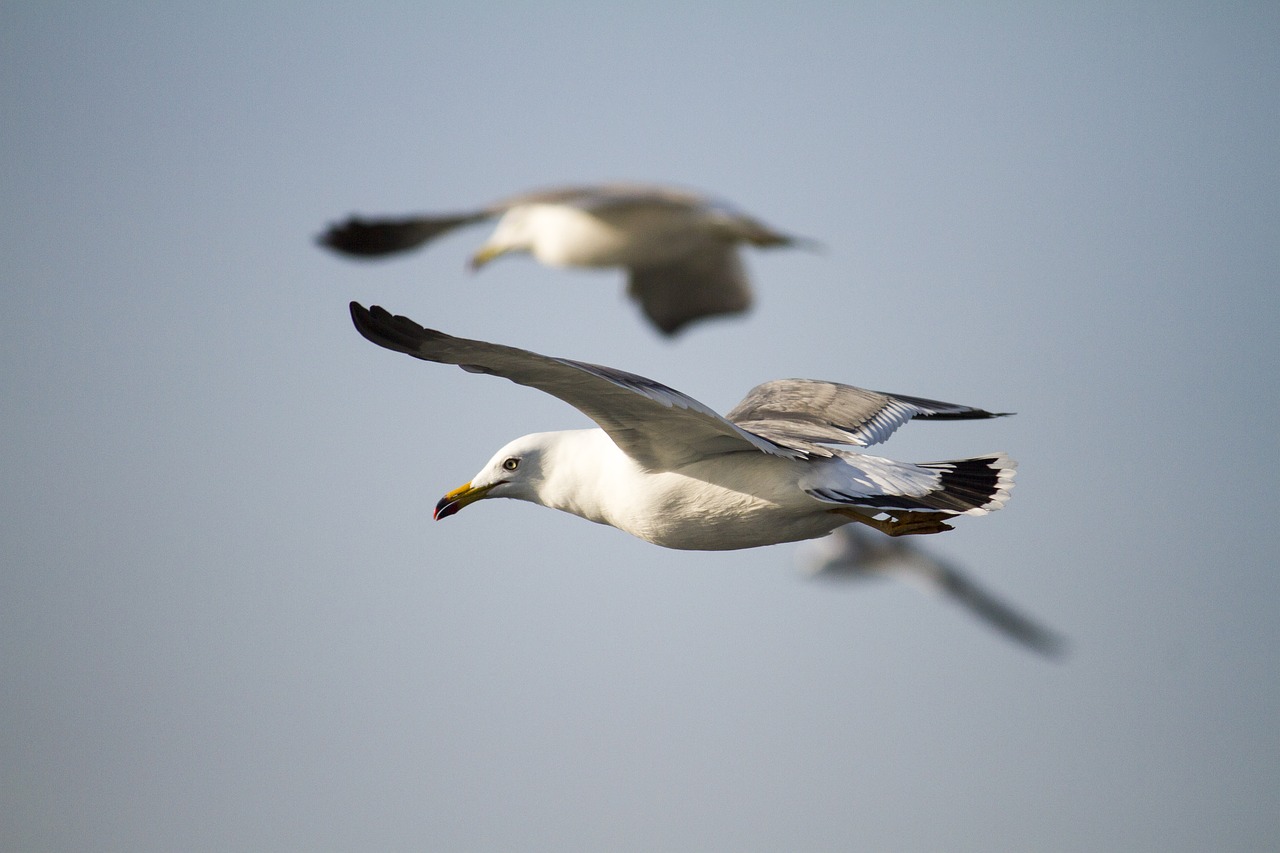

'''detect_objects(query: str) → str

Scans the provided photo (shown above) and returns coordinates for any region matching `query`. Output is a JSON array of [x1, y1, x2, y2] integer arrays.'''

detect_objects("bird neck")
[[534, 429, 633, 527]]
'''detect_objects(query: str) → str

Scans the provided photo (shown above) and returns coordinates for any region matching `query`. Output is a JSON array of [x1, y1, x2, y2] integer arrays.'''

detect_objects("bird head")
[[468, 207, 536, 270], [434, 433, 550, 519]]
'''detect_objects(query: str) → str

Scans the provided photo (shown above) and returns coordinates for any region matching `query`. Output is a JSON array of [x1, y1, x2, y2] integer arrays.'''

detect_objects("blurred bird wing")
[[627, 244, 752, 336], [491, 183, 706, 214], [920, 556, 1066, 657], [319, 211, 490, 257]]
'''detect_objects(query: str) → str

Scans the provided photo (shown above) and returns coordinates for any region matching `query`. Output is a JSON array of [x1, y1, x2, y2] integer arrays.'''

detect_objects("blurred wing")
[[918, 556, 1067, 657], [517, 183, 704, 210], [486, 184, 701, 213], [627, 244, 753, 336], [319, 212, 489, 257], [799, 527, 898, 578], [349, 303, 800, 469], [727, 379, 1010, 456], [802, 528, 1065, 657]]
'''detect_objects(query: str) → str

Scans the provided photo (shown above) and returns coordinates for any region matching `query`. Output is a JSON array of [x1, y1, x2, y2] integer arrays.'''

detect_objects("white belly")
[[626, 473, 846, 550], [531, 430, 849, 552], [593, 452, 845, 551], [520, 204, 707, 268]]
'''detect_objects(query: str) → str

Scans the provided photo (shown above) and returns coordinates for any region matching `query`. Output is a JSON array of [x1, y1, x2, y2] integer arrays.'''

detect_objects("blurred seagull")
[[322, 184, 811, 335], [350, 303, 1017, 550], [799, 527, 1065, 656]]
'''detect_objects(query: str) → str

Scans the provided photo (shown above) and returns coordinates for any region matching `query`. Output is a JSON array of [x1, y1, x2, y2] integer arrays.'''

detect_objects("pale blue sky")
[[3, 3, 1278, 850]]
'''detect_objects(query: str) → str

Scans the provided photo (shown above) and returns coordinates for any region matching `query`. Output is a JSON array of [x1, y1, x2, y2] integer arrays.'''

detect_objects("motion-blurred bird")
[[322, 184, 810, 336], [349, 303, 1017, 550], [800, 527, 1065, 656]]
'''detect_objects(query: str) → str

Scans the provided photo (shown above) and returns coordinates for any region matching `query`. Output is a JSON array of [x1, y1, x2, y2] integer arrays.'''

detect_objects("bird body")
[[323, 184, 806, 334], [352, 304, 1016, 552], [473, 199, 715, 269], [460, 428, 855, 551]]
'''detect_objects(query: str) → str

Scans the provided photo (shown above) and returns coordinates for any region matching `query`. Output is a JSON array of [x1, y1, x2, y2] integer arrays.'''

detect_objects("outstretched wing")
[[727, 378, 1010, 456], [627, 244, 753, 336], [319, 212, 490, 257], [803, 528, 1065, 657], [925, 552, 1066, 656], [350, 303, 800, 470], [493, 183, 707, 212]]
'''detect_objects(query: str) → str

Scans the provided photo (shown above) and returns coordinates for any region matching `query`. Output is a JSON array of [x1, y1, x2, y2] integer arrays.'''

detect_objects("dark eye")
[[502, 457, 519, 471]]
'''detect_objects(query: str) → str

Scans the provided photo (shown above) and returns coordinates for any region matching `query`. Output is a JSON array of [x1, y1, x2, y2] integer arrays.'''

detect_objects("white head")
[[433, 432, 555, 520], [469, 207, 538, 270]]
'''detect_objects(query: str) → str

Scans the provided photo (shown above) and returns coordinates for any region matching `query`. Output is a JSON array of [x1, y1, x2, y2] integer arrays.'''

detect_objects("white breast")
[[517, 203, 708, 268], [535, 431, 844, 551]]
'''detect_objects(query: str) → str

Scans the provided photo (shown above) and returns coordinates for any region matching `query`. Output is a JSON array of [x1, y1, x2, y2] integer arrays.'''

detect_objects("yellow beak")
[[468, 244, 506, 270], [434, 481, 494, 520]]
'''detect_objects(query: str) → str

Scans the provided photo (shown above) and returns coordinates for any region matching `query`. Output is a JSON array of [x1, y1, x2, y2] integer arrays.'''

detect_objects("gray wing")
[[923, 553, 1067, 657], [804, 528, 1065, 657], [494, 183, 707, 211], [492, 183, 802, 241], [727, 379, 1010, 456], [627, 244, 753, 336], [564, 186, 801, 248], [319, 211, 491, 257], [350, 303, 800, 469]]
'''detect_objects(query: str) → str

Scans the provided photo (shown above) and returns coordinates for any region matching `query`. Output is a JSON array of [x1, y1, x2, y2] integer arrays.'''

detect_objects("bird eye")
[[502, 457, 519, 471]]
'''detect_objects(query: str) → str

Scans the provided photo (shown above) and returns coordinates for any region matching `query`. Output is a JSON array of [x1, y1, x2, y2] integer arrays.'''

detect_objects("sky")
[[2, 3, 1278, 851]]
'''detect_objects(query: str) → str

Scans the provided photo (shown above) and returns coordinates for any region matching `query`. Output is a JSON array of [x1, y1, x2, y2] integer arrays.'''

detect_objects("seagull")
[[322, 184, 810, 335], [799, 527, 1065, 656], [350, 303, 1017, 551]]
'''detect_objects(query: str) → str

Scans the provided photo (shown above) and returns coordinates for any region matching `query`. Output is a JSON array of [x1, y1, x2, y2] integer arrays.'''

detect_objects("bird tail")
[[807, 453, 1015, 517], [906, 453, 1016, 515]]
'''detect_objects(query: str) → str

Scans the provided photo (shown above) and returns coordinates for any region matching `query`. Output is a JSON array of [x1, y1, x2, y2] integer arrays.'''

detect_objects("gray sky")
[[3, 3, 1278, 850]]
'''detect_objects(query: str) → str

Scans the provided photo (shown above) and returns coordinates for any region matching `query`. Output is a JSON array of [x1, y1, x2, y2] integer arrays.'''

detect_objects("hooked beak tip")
[[434, 481, 488, 520]]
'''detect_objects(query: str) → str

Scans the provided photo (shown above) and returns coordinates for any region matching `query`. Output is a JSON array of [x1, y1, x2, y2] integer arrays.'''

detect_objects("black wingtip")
[[321, 212, 489, 258], [348, 300, 373, 333], [320, 217, 373, 256], [349, 301, 387, 349], [349, 302, 452, 360], [318, 225, 360, 254], [915, 409, 1015, 422], [321, 216, 417, 257], [349, 302, 408, 351]]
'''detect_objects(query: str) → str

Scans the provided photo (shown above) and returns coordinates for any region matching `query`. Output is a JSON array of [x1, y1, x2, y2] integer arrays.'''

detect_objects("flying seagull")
[[349, 302, 1016, 550], [322, 184, 809, 336], [799, 527, 1065, 656]]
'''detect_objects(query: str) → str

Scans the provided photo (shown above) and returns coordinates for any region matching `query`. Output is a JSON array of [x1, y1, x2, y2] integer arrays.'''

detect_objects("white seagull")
[[800, 528, 1065, 656], [322, 184, 809, 335], [350, 303, 1017, 551]]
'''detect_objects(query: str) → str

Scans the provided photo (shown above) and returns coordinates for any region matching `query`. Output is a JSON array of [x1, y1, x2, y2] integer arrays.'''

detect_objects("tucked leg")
[[832, 508, 955, 537]]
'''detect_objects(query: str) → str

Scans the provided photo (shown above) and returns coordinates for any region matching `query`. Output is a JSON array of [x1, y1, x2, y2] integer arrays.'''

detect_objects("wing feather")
[[627, 245, 752, 336], [349, 303, 800, 470], [319, 212, 489, 257], [727, 379, 1010, 455]]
